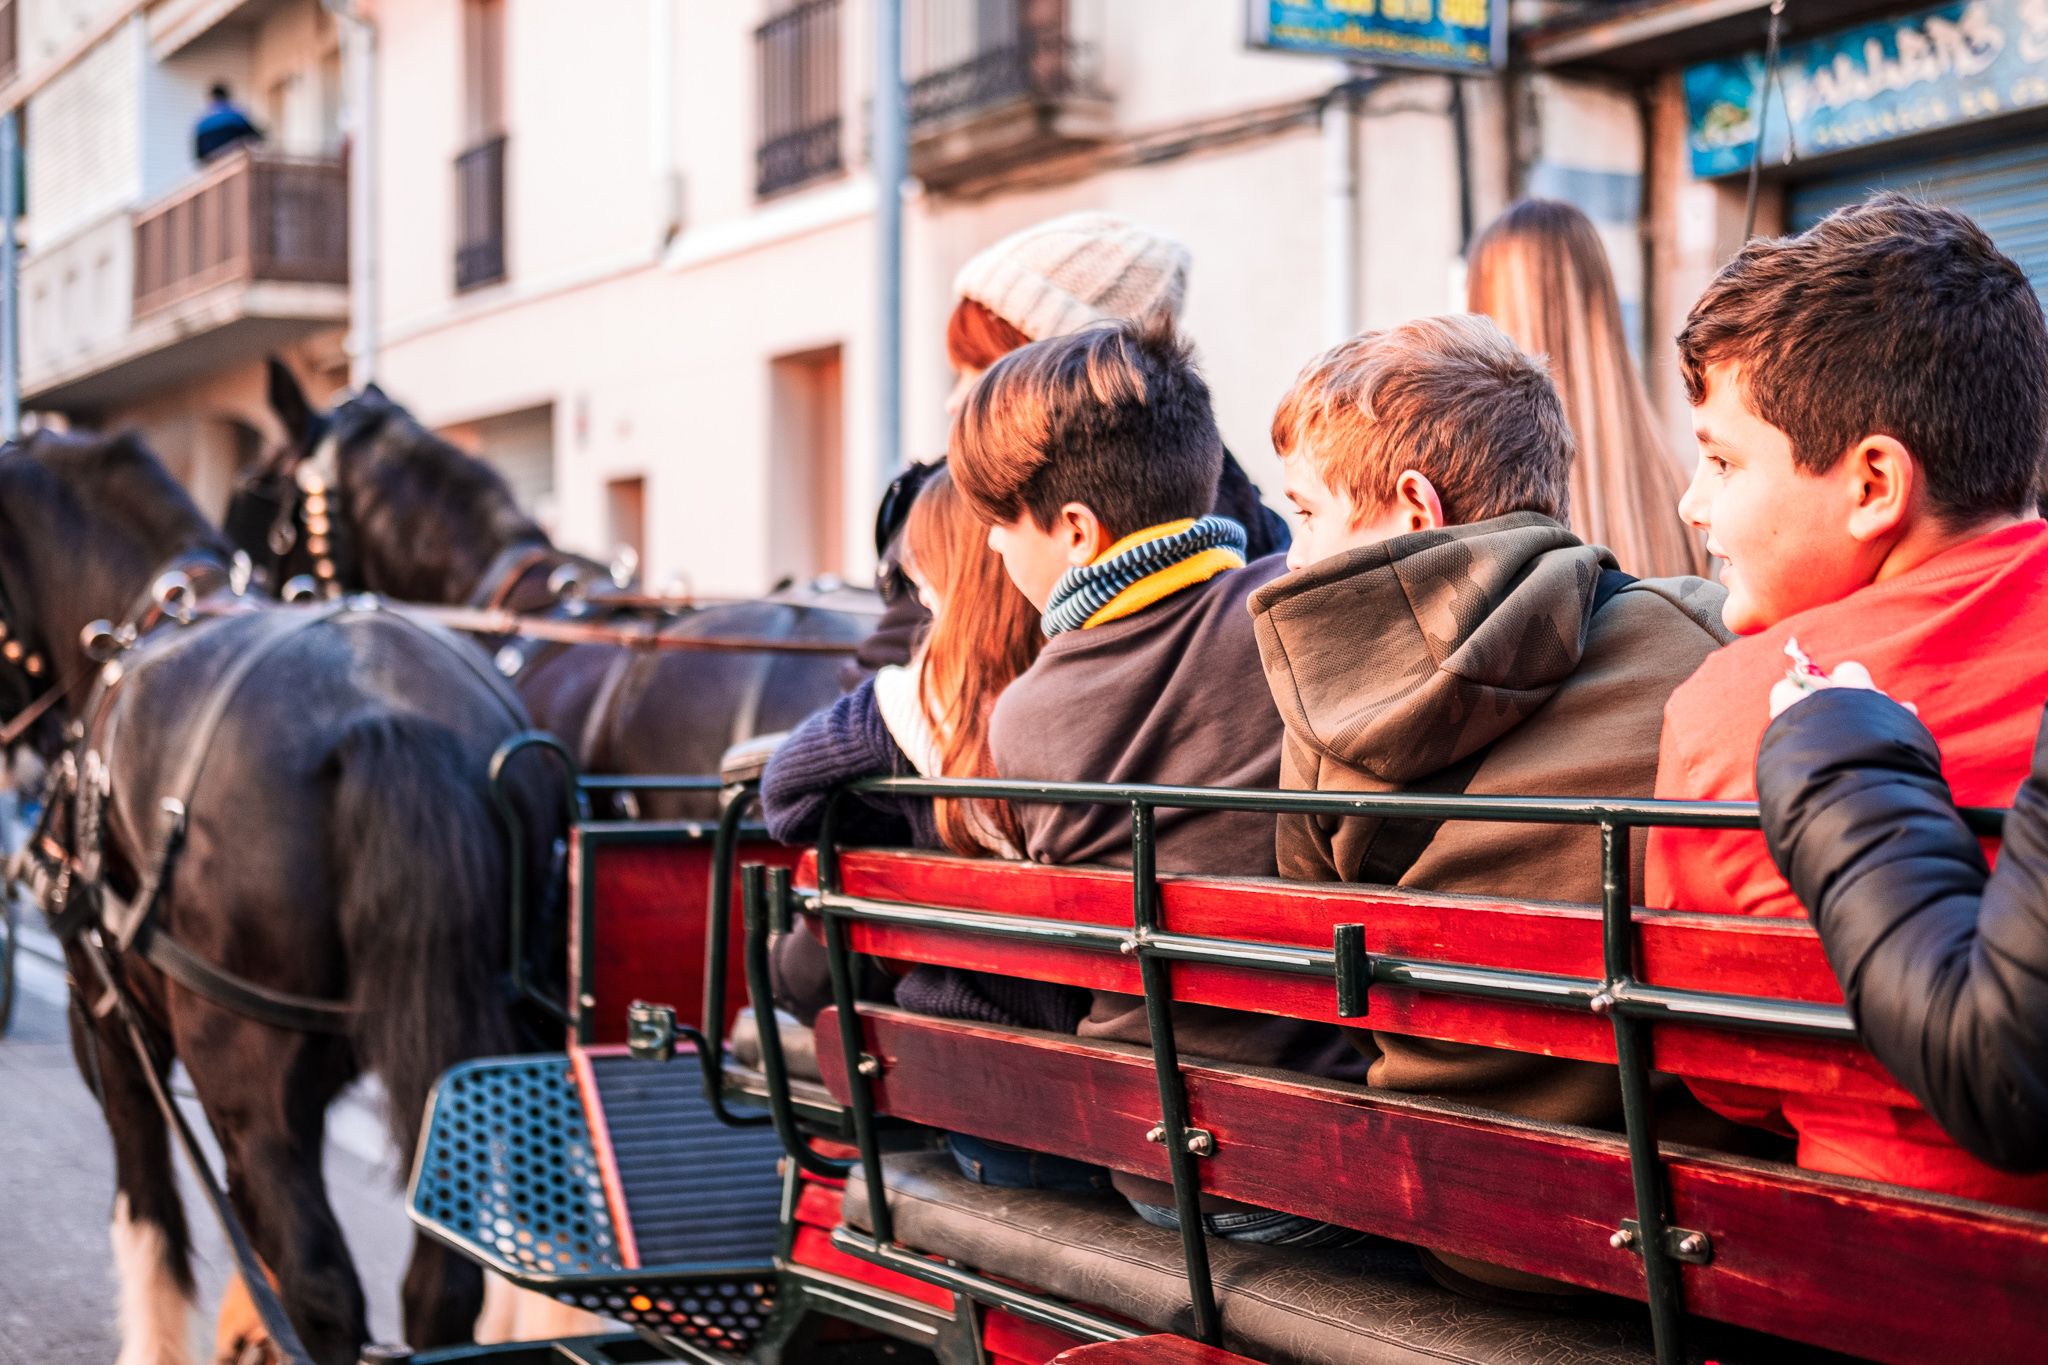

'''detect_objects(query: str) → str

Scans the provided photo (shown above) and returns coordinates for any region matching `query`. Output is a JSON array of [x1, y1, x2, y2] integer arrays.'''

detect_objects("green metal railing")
[[732, 773, 2005, 1364]]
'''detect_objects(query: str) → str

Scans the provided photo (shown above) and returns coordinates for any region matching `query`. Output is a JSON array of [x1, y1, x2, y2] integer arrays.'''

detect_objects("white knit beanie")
[[951, 211, 1191, 343]]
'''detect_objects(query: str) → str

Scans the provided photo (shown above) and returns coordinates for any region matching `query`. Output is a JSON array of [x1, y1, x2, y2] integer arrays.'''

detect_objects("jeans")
[[945, 1132, 1115, 1194], [1130, 1199, 1381, 1249]]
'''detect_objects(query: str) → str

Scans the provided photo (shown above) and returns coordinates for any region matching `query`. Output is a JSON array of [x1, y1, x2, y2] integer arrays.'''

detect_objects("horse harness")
[[13, 566, 528, 1037], [1, 550, 343, 1362]]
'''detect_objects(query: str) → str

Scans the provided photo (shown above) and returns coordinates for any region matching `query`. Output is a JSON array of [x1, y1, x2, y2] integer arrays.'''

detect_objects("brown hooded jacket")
[[1251, 513, 1743, 1290]]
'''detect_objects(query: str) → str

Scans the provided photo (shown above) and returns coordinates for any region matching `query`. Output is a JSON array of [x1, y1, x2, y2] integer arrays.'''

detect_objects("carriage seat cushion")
[[730, 1007, 821, 1083], [841, 1150, 1669, 1365]]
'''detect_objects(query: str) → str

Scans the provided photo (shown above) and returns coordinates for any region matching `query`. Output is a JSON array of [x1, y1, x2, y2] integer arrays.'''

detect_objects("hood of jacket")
[[1251, 513, 1634, 784]]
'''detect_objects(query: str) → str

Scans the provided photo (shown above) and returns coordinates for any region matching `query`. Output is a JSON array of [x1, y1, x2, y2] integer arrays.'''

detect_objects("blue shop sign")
[[1246, 0, 1504, 74], [1686, 0, 2048, 178]]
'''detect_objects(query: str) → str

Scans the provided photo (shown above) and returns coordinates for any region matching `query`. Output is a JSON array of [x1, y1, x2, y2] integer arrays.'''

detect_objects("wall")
[[20, 208, 130, 388], [18, 0, 132, 75], [25, 15, 142, 244], [375, 0, 1487, 596]]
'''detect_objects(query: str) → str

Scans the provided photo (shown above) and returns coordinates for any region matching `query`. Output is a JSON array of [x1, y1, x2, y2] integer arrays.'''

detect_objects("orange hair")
[[903, 467, 1041, 856], [945, 297, 1034, 374]]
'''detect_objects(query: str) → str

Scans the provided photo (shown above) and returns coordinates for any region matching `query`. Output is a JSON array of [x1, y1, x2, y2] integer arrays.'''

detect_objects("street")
[[0, 920, 412, 1364]]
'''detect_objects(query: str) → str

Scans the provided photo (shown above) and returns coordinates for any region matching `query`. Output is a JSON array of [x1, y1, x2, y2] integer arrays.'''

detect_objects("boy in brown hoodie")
[[1251, 314, 1744, 1293]]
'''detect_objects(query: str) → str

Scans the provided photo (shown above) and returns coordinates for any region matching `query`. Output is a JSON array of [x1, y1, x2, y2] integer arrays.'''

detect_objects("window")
[[755, 0, 842, 197], [455, 0, 507, 290], [767, 346, 846, 584], [462, 0, 505, 144]]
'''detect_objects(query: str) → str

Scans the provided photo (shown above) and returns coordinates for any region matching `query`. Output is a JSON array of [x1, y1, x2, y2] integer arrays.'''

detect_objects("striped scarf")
[[1041, 516, 1248, 637]]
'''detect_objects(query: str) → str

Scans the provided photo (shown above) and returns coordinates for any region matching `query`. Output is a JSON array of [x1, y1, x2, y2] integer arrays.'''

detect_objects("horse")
[[0, 430, 566, 1365], [232, 363, 878, 818]]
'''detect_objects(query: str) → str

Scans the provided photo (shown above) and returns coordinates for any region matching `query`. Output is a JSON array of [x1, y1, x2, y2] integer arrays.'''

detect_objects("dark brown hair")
[[948, 320, 1224, 539], [1272, 313, 1574, 527], [902, 468, 1038, 856], [1678, 192, 2048, 522]]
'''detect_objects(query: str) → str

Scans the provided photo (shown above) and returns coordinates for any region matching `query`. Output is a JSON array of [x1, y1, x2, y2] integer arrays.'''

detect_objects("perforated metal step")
[[409, 1054, 784, 1356], [582, 1052, 784, 1267]]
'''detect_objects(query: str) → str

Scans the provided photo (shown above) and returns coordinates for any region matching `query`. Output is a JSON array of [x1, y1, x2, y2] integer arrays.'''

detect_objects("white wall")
[[18, 0, 133, 75], [374, 0, 1479, 595], [25, 16, 144, 245], [20, 209, 131, 387]]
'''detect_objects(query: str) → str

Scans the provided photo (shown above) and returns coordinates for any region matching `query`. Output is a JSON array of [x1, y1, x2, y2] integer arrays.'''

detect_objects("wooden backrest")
[[571, 822, 805, 1045], [816, 1004, 2048, 1365], [802, 849, 1906, 1104]]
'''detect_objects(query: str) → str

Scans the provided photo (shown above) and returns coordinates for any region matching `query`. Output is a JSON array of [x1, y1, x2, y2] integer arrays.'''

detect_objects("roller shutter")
[[1789, 136, 2048, 303]]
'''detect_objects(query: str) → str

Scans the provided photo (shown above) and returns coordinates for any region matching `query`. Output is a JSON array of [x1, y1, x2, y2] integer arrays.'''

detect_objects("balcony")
[[756, 0, 844, 197], [455, 134, 507, 291], [906, 0, 1109, 191], [134, 147, 348, 318], [21, 148, 348, 414]]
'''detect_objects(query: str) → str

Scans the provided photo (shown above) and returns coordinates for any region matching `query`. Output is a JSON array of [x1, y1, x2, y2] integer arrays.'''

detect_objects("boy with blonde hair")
[[1252, 313, 1744, 1294]]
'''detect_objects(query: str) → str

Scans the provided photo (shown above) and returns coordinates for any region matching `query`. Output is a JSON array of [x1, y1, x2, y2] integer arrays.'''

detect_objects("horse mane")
[[0, 429, 227, 577], [0, 430, 228, 681], [330, 389, 553, 600]]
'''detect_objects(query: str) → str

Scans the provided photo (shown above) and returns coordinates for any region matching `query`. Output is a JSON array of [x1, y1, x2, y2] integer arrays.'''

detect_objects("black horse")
[[0, 431, 564, 1364], [234, 364, 876, 816]]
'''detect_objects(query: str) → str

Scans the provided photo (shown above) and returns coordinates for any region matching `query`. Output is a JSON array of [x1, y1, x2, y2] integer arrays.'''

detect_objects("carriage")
[[8, 392, 2047, 1365], [389, 758, 2048, 1365]]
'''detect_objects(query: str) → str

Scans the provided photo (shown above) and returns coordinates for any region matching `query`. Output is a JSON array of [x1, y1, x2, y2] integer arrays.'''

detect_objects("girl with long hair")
[[1467, 199, 1710, 579], [761, 469, 1105, 1190], [761, 467, 1040, 856]]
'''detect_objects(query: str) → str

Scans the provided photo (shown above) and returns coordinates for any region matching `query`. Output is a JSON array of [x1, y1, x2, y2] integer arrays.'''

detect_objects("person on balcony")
[[194, 84, 262, 162]]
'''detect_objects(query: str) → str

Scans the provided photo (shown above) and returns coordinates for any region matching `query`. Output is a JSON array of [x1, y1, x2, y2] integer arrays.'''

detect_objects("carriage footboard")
[[407, 1052, 787, 1358]]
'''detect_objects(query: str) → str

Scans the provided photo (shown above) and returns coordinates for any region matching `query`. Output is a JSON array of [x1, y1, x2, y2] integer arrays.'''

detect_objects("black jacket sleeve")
[[1756, 688, 2048, 1170]]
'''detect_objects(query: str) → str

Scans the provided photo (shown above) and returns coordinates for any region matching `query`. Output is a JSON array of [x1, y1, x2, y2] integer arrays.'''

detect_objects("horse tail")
[[329, 713, 517, 1170]]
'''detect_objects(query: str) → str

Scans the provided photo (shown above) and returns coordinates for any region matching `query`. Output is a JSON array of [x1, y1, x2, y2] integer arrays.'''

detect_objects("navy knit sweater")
[[758, 679, 1087, 1034], [761, 680, 940, 847]]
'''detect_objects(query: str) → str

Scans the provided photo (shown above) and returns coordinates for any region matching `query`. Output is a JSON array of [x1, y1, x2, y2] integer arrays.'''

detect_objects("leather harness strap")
[[468, 541, 564, 611], [79, 601, 363, 1033]]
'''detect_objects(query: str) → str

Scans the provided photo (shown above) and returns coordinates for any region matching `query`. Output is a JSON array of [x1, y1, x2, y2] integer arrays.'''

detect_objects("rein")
[[395, 601, 864, 655]]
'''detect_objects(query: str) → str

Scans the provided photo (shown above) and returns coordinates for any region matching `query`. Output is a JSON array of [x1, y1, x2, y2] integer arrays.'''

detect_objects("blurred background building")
[[5, 0, 2046, 595]]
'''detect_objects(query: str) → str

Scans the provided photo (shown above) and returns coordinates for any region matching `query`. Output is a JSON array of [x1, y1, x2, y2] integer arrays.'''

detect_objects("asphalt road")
[[1, 920, 413, 1364]]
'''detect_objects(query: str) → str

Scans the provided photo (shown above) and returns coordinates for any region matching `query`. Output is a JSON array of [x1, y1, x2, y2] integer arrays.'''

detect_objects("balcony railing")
[[908, 0, 1085, 126], [905, 0, 1106, 189], [133, 148, 347, 320], [455, 135, 508, 291], [756, 0, 843, 197]]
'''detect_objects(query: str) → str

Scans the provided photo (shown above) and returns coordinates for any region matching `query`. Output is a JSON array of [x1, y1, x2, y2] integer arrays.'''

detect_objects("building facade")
[[1525, 0, 2048, 453], [8, 0, 349, 519], [361, 0, 1498, 596], [20, 2, 2030, 595]]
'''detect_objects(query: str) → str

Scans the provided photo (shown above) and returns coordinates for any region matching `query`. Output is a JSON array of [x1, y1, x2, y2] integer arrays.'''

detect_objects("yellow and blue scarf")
[[1041, 516, 1248, 636]]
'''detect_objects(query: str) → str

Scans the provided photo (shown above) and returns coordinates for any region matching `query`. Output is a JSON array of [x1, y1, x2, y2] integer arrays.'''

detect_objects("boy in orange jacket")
[[1648, 193, 2048, 1207]]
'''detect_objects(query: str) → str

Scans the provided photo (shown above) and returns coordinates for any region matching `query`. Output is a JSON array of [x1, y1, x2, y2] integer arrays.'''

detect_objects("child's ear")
[[1843, 435, 1916, 544], [1391, 470, 1447, 533], [1058, 503, 1112, 565]]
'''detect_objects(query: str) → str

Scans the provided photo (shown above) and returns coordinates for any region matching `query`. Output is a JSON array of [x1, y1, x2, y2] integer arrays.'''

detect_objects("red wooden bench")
[[770, 848, 2048, 1365], [1052, 1341, 1261, 1365]]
